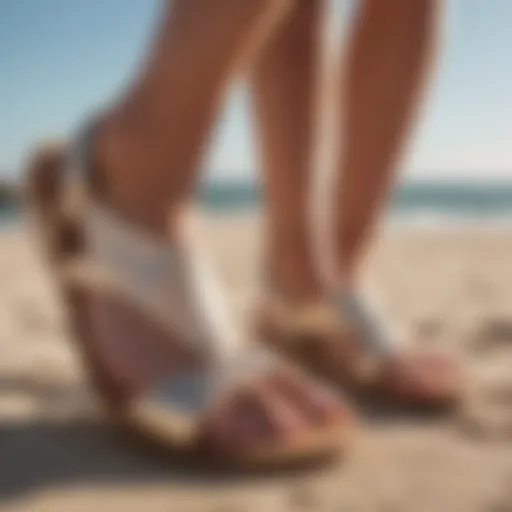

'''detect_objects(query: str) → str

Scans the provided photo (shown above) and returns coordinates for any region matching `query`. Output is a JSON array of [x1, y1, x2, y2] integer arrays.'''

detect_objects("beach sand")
[[1, 214, 512, 512]]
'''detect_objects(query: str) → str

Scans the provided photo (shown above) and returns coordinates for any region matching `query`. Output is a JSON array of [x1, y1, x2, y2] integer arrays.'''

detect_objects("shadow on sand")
[[0, 418, 197, 502], [0, 377, 333, 503]]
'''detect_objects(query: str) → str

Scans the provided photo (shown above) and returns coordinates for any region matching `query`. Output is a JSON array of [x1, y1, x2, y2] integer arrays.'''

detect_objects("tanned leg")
[[251, 0, 325, 301], [335, 0, 441, 284]]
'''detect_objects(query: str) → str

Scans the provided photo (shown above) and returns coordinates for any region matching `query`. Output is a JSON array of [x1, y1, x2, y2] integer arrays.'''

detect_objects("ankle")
[[328, 269, 357, 296], [267, 255, 323, 304], [91, 115, 172, 236]]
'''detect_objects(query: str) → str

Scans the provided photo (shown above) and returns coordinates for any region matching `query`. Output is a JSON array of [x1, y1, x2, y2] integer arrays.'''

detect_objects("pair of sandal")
[[25, 124, 460, 470]]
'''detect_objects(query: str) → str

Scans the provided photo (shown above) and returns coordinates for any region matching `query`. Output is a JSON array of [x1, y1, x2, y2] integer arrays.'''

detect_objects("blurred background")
[[0, 1, 511, 511], [1, 0, 511, 216]]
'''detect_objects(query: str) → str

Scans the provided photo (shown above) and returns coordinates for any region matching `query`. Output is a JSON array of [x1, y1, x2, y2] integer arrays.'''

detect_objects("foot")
[[27, 139, 355, 462], [255, 290, 461, 410]]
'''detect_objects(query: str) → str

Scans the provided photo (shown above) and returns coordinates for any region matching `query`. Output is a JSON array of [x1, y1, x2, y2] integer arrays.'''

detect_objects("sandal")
[[24, 127, 354, 469], [255, 291, 461, 412]]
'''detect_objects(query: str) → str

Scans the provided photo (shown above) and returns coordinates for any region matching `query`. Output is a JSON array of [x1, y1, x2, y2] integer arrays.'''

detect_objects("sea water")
[[3, 179, 512, 228]]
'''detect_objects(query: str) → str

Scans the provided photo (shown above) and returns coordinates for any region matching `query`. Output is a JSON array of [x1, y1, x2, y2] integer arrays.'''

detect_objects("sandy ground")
[[1, 214, 512, 512]]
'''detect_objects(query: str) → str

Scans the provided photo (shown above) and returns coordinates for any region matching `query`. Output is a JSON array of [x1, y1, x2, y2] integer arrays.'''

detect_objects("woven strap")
[[262, 294, 388, 383], [263, 295, 345, 339]]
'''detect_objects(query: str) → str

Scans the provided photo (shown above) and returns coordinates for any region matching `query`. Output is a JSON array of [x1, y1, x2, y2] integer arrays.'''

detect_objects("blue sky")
[[0, 0, 510, 181]]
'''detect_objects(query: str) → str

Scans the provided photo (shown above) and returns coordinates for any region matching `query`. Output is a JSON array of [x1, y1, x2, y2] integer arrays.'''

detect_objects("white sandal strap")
[[63, 122, 242, 362], [336, 291, 398, 357], [60, 124, 278, 414], [83, 203, 241, 361], [141, 344, 278, 416]]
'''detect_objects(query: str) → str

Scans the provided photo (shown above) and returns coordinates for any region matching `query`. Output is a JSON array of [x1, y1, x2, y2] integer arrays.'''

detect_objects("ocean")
[[198, 180, 512, 227], [2, 180, 512, 228]]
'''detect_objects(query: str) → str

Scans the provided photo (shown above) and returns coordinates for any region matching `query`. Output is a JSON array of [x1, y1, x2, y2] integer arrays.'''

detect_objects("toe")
[[385, 352, 460, 403], [200, 381, 306, 455], [270, 367, 353, 426]]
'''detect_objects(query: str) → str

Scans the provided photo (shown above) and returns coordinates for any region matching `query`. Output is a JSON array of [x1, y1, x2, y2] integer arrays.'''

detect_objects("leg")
[[252, 0, 459, 411], [99, 0, 294, 234], [335, 0, 441, 283], [28, 0, 351, 460], [90, 0, 295, 383], [251, 0, 325, 301]]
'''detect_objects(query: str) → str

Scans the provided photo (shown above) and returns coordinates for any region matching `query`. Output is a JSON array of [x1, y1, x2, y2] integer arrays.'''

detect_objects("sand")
[[1, 214, 512, 512]]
